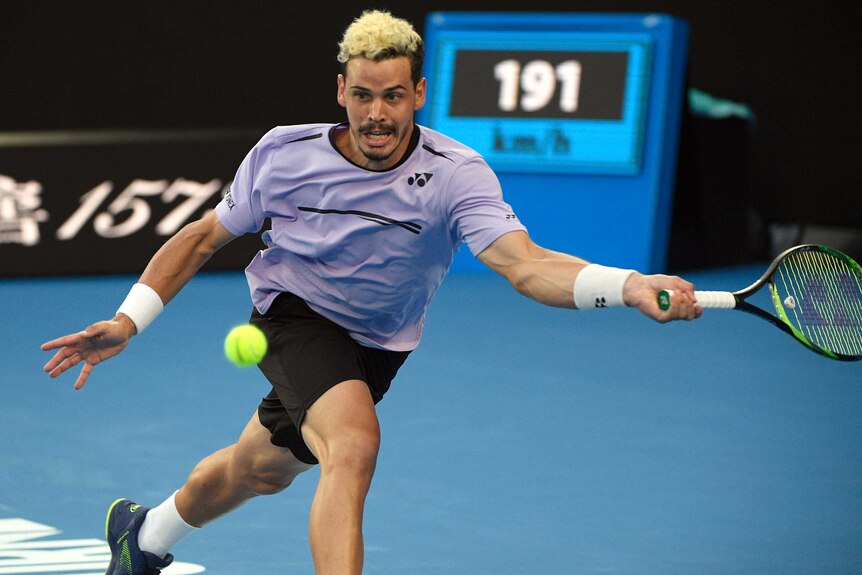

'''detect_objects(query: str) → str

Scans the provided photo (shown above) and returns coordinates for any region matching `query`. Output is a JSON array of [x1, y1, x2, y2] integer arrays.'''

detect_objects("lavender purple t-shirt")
[[215, 123, 526, 351]]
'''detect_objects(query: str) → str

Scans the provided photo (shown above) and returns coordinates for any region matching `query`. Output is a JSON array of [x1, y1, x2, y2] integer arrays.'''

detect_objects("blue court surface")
[[2, 266, 861, 574]]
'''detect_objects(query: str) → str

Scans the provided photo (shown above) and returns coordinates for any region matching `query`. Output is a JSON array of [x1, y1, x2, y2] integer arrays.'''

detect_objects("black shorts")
[[250, 292, 410, 465]]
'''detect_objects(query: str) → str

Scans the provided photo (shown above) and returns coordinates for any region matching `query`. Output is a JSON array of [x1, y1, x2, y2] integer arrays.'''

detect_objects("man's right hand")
[[41, 314, 137, 390]]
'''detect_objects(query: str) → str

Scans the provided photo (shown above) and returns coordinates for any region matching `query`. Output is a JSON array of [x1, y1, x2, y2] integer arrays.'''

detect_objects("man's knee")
[[316, 427, 380, 478], [242, 464, 295, 495], [231, 445, 312, 496], [301, 379, 382, 477]]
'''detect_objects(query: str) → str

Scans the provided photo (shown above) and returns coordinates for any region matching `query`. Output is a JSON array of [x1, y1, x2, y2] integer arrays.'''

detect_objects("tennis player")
[[41, 10, 701, 575]]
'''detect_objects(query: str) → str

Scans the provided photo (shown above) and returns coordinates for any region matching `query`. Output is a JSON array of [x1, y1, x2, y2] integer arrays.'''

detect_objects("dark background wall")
[[3, 0, 860, 267]]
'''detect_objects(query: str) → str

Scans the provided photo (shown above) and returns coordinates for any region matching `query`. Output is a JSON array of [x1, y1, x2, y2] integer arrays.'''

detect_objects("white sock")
[[137, 491, 198, 558]]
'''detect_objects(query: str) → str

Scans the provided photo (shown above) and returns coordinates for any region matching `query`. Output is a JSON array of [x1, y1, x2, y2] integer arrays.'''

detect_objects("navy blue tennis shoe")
[[104, 499, 174, 575]]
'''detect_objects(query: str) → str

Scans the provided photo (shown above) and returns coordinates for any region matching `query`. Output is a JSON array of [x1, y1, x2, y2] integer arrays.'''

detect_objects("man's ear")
[[336, 74, 347, 108], [413, 77, 427, 111]]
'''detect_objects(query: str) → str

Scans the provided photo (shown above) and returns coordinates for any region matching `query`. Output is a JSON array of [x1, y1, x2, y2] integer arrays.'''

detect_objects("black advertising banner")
[[0, 130, 267, 277]]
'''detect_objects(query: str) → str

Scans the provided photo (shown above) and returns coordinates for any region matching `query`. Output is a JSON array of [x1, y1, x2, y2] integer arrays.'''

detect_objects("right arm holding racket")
[[478, 231, 703, 322], [480, 235, 862, 360]]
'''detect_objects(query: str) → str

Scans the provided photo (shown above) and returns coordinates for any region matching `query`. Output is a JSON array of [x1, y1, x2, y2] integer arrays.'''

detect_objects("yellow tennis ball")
[[224, 324, 268, 367]]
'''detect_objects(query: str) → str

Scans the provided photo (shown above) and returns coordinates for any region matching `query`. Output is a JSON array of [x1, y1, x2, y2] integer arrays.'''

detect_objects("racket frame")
[[662, 244, 862, 361]]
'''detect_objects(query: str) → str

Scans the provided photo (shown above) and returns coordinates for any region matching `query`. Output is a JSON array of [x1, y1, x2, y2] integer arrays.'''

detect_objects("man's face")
[[336, 56, 426, 170]]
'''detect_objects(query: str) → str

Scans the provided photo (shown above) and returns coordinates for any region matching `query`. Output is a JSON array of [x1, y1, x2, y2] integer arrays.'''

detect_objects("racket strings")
[[798, 250, 862, 355], [776, 249, 862, 357]]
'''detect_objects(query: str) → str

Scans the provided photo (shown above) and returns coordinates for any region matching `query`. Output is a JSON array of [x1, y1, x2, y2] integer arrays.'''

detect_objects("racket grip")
[[657, 290, 736, 310]]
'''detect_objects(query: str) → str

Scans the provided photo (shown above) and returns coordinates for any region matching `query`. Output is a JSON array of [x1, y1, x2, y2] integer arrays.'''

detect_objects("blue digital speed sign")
[[418, 13, 689, 273], [426, 34, 652, 175]]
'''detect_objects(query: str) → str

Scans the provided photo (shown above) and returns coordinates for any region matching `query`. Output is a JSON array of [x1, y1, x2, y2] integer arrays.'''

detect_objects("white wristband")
[[116, 283, 164, 333], [573, 264, 635, 309]]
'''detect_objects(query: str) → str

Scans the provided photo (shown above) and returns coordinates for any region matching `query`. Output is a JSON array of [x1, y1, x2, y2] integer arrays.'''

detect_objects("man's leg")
[[173, 410, 314, 527], [107, 411, 313, 574], [300, 379, 381, 575], [137, 410, 312, 558]]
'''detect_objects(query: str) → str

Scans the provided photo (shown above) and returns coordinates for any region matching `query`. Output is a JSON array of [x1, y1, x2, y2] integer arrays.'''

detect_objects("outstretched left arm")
[[477, 231, 701, 322]]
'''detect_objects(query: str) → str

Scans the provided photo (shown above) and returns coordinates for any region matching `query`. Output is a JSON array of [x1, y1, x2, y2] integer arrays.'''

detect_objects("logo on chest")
[[407, 172, 433, 187]]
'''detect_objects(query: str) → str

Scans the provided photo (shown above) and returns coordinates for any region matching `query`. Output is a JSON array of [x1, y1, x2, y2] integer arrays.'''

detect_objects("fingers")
[[43, 346, 83, 376], [675, 280, 699, 312], [657, 285, 702, 321], [42, 349, 93, 389], [669, 290, 701, 320], [43, 347, 97, 390], [46, 350, 98, 389], [74, 363, 94, 390], [645, 274, 701, 322], [41, 324, 109, 388], [40, 330, 88, 352]]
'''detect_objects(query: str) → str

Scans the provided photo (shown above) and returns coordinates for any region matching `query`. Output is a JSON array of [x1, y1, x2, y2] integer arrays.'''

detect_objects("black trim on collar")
[[421, 143, 453, 162]]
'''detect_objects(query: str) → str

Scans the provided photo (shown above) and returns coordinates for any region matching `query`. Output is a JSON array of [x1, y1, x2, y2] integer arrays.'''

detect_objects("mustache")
[[359, 123, 396, 134]]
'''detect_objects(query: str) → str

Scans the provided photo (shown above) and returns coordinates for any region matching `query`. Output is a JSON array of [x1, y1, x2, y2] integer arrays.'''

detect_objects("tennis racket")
[[658, 244, 862, 361]]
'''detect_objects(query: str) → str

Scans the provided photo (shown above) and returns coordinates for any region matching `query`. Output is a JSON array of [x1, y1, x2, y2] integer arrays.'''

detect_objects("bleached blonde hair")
[[337, 10, 424, 84]]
